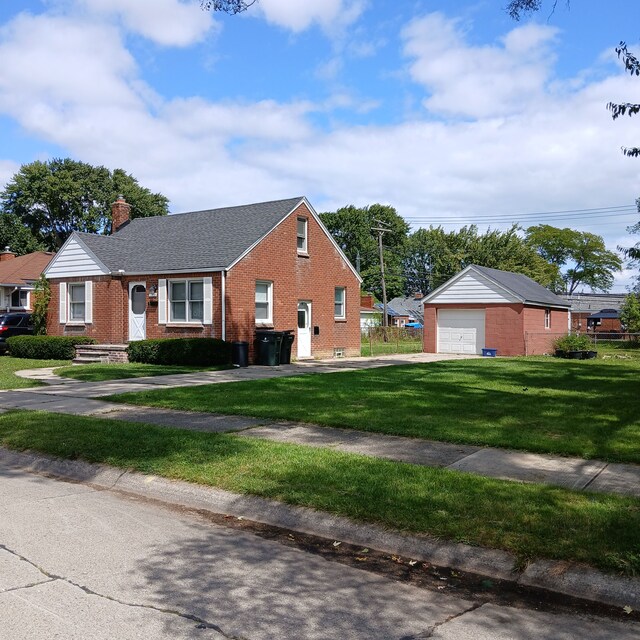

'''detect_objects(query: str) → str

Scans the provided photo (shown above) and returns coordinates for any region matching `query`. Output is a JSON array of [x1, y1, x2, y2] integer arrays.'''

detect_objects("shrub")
[[553, 333, 593, 352], [127, 338, 232, 366], [6, 335, 97, 360]]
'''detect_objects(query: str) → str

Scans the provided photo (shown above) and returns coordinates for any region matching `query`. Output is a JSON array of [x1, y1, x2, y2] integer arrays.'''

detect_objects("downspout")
[[221, 271, 226, 341]]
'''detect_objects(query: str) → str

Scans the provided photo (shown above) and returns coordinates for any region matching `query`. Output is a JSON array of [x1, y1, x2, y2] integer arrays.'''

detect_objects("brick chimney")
[[111, 196, 131, 233], [0, 247, 15, 262], [361, 294, 374, 309], [413, 291, 423, 299]]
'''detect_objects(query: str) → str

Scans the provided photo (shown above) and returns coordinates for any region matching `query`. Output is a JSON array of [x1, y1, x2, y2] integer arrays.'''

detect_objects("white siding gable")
[[45, 238, 108, 278], [429, 271, 521, 304]]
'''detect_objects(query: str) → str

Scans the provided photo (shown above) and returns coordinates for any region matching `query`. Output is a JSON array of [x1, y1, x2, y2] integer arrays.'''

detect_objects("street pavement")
[[1, 465, 638, 640]]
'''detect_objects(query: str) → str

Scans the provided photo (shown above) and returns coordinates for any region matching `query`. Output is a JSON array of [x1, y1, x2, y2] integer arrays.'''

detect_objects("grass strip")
[[0, 357, 71, 389], [1, 409, 640, 575], [108, 357, 640, 464], [55, 363, 232, 382]]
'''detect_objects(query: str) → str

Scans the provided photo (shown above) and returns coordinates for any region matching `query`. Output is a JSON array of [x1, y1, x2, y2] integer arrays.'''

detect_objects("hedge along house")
[[422, 265, 571, 356], [43, 196, 362, 361]]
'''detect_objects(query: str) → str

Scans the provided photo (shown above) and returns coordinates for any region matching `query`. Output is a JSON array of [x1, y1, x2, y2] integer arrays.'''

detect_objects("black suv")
[[0, 313, 34, 353]]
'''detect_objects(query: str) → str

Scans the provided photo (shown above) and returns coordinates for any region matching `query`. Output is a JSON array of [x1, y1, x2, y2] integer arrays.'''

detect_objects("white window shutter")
[[158, 279, 167, 324], [59, 283, 67, 324], [203, 277, 212, 325], [84, 281, 93, 324]]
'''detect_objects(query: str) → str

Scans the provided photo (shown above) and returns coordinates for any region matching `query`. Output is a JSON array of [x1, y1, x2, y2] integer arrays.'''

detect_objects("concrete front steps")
[[73, 344, 129, 365]]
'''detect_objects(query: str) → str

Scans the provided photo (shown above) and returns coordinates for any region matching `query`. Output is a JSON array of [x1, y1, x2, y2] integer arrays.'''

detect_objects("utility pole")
[[372, 220, 391, 337]]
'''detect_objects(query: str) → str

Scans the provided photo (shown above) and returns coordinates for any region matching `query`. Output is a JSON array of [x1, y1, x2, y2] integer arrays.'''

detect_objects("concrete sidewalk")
[[1, 355, 639, 499]]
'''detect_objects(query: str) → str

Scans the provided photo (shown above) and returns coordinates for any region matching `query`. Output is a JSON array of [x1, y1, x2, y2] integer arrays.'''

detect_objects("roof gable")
[[423, 265, 570, 308]]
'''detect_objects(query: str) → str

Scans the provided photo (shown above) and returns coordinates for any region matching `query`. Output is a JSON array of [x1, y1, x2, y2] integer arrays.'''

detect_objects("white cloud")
[[76, 0, 216, 46], [256, 0, 365, 34], [402, 13, 559, 118]]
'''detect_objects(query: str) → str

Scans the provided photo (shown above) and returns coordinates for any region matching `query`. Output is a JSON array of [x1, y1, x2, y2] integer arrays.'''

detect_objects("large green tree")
[[620, 293, 640, 332], [320, 204, 409, 299], [1, 159, 169, 251], [0, 213, 45, 256], [526, 225, 622, 294], [404, 225, 558, 295]]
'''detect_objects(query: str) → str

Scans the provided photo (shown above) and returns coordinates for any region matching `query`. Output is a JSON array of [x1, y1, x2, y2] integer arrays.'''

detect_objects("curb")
[[2, 446, 639, 610]]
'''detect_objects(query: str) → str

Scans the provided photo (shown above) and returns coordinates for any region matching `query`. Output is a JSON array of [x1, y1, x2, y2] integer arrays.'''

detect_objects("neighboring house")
[[422, 265, 570, 356], [559, 293, 627, 333], [0, 248, 54, 312], [44, 196, 362, 361], [385, 294, 424, 327], [360, 294, 380, 329]]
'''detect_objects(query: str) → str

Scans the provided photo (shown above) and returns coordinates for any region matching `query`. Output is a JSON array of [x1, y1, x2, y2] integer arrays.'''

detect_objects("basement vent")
[[334, 347, 345, 358]]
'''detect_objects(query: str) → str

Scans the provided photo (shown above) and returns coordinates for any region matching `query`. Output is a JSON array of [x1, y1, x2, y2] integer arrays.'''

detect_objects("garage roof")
[[422, 265, 571, 309]]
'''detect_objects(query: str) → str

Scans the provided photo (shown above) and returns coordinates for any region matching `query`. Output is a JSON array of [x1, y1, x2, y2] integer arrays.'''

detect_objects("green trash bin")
[[280, 330, 295, 364], [255, 331, 283, 366]]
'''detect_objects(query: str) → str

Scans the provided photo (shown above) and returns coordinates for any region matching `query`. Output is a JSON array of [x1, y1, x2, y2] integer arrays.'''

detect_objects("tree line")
[[320, 205, 624, 300]]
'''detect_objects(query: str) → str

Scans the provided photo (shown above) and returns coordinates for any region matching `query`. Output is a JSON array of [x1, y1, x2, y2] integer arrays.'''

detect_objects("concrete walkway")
[[1, 353, 638, 499]]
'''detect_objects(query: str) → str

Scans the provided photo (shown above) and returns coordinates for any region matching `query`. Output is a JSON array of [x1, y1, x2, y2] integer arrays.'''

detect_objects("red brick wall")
[[47, 273, 222, 343], [225, 202, 361, 360], [423, 303, 569, 356]]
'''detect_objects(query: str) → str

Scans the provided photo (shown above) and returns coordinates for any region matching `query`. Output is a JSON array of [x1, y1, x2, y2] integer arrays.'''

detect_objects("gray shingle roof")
[[387, 296, 425, 322], [559, 293, 627, 313], [74, 197, 304, 273], [472, 265, 570, 308]]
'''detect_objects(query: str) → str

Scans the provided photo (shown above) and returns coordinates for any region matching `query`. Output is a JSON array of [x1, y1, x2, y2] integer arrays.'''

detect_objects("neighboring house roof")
[[386, 296, 424, 323], [587, 309, 620, 320], [46, 197, 362, 281], [0, 252, 54, 286], [423, 264, 571, 309], [560, 293, 627, 314], [374, 303, 400, 317]]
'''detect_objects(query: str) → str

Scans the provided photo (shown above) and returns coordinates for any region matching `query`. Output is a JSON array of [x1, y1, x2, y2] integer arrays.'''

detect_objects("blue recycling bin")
[[482, 348, 497, 357]]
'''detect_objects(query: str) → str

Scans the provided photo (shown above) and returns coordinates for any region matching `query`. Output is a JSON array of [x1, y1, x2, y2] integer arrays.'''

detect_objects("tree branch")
[[200, 0, 257, 14]]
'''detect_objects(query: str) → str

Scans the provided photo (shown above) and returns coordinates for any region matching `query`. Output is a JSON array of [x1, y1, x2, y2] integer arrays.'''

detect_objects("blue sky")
[[1, 0, 639, 289]]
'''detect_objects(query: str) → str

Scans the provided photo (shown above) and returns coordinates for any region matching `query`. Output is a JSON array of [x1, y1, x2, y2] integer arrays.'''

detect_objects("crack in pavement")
[[402, 601, 485, 639], [0, 544, 250, 640]]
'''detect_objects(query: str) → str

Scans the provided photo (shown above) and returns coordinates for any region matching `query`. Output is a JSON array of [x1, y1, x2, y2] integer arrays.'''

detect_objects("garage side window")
[[544, 308, 550, 329]]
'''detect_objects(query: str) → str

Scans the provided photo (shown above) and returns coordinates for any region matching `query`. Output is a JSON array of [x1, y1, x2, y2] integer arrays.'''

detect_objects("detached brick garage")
[[422, 265, 570, 356]]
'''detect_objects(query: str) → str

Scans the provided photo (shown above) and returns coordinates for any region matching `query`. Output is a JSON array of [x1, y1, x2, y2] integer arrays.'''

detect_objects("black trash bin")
[[255, 331, 283, 366], [280, 330, 295, 365], [231, 341, 249, 368]]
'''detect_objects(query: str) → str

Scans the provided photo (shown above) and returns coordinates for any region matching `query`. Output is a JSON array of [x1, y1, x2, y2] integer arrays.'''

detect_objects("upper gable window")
[[297, 217, 308, 253]]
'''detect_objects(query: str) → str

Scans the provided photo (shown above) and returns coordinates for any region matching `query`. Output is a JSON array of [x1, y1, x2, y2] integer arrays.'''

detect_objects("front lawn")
[[55, 362, 232, 382], [110, 357, 640, 464], [0, 356, 71, 389], [1, 410, 639, 575]]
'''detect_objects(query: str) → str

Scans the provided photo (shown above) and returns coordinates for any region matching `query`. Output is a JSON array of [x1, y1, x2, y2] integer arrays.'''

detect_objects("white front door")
[[128, 282, 147, 341], [437, 309, 485, 354], [297, 301, 311, 358]]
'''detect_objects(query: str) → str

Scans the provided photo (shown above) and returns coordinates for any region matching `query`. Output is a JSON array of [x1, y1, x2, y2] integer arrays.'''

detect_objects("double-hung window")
[[255, 281, 273, 324], [68, 283, 86, 322], [297, 218, 308, 253], [170, 279, 204, 323], [334, 287, 346, 319]]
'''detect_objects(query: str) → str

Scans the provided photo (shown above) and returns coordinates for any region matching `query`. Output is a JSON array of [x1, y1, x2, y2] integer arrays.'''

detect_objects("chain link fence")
[[361, 326, 423, 356]]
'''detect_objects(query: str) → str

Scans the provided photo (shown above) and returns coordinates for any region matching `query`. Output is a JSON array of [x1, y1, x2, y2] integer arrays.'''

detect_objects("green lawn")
[[110, 357, 640, 464], [1, 409, 639, 575], [56, 362, 232, 382], [0, 356, 71, 389]]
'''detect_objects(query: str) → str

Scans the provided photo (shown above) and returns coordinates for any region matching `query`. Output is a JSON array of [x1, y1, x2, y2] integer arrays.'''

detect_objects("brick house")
[[44, 197, 362, 361], [0, 249, 54, 312], [559, 293, 627, 334], [422, 265, 570, 356]]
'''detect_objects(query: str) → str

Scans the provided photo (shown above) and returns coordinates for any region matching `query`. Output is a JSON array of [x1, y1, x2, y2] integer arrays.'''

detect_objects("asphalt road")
[[1, 464, 638, 640]]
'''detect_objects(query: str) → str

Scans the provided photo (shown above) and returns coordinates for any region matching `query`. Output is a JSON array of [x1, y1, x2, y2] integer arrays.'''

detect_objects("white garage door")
[[437, 310, 485, 354]]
